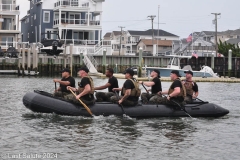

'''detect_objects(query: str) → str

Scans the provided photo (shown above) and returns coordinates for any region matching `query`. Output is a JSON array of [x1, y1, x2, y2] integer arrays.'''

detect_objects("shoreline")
[[89, 73, 240, 83]]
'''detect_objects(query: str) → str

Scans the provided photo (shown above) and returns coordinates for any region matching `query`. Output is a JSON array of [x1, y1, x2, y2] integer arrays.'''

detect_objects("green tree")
[[218, 39, 240, 57]]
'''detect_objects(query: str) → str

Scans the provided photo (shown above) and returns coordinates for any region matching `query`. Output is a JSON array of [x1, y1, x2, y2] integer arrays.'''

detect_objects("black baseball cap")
[[184, 70, 193, 76], [61, 68, 71, 73], [171, 70, 181, 77], [153, 69, 161, 78], [78, 67, 89, 73], [124, 68, 134, 76]]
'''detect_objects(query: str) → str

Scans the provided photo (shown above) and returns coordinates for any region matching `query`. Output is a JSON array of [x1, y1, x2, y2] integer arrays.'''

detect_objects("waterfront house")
[[104, 29, 179, 55], [21, 0, 104, 45], [217, 29, 240, 43], [0, 0, 20, 50], [136, 39, 172, 56], [173, 36, 215, 57]]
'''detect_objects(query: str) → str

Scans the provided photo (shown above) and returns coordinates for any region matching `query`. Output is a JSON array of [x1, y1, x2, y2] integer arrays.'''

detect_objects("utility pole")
[[118, 26, 125, 56], [148, 15, 156, 45], [157, 6, 160, 56], [211, 13, 221, 57]]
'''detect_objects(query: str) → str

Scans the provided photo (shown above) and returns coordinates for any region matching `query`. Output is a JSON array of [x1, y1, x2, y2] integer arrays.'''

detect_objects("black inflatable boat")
[[22, 90, 229, 118]]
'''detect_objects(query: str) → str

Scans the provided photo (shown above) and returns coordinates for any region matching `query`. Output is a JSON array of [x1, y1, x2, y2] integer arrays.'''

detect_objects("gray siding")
[[41, 10, 54, 39]]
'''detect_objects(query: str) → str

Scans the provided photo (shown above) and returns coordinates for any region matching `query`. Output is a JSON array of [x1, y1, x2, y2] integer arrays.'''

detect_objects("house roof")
[[138, 39, 172, 46], [226, 38, 240, 45], [93, 0, 105, 2], [112, 31, 122, 36], [103, 32, 111, 38], [128, 29, 179, 37]]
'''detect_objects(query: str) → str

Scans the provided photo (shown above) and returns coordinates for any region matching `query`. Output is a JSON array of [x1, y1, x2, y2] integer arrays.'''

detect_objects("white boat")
[[24, 71, 39, 76], [144, 55, 219, 78]]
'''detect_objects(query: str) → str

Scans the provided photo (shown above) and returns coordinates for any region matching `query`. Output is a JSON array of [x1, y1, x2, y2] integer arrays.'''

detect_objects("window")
[[71, 0, 79, 6], [1, 37, 13, 46], [43, 11, 50, 23], [1, 18, 12, 30], [34, 14, 36, 20], [122, 37, 124, 41]]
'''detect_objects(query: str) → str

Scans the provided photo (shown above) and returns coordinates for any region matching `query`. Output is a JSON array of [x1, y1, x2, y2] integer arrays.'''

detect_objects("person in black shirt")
[[53, 68, 75, 98], [182, 70, 199, 103], [139, 69, 162, 104], [94, 68, 119, 102], [111, 68, 140, 106], [66, 67, 95, 105], [157, 70, 186, 105]]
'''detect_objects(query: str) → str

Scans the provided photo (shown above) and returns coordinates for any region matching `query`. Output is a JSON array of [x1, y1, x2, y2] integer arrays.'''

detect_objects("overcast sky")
[[17, 0, 240, 38]]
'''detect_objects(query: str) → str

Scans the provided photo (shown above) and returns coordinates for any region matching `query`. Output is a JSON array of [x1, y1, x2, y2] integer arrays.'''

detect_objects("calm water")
[[0, 75, 239, 160]]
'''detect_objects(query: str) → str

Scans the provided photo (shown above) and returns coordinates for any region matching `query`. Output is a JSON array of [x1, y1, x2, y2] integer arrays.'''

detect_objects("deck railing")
[[53, 18, 100, 26], [0, 4, 19, 11], [54, 0, 89, 8]]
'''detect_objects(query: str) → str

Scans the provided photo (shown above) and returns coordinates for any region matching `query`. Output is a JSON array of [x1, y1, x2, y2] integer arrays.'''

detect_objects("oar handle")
[[114, 91, 127, 115], [69, 88, 93, 116], [141, 83, 149, 93], [163, 95, 192, 118]]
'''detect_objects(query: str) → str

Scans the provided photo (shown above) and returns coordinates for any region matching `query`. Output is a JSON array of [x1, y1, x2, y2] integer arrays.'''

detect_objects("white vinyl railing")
[[0, 4, 18, 11], [0, 41, 29, 48], [53, 18, 100, 26], [54, 0, 89, 8]]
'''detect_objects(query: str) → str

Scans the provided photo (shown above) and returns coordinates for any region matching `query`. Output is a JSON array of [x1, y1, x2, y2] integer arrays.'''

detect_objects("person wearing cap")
[[138, 69, 162, 104], [66, 67, 95, 105], [111, 68, 141, 106], [53, 68, 75, 98], [157, 70, 186, 105], [182, 70, 199, 103], [94, 68, 119, 102]]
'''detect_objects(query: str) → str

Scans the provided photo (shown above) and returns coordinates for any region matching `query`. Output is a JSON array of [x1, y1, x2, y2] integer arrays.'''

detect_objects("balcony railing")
[[54, 0, 89, 8], [186, 46, 215, 51], [53, 18, 100, 26], [0, 4, 19, 11], [64, 39, 98, 45], [1, 24, 16, 30]]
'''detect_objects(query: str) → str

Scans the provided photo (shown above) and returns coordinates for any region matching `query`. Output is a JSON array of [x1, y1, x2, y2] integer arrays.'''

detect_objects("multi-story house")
[[104, 29, 179, 55], [21, 0, 104, 45], [217, 29, 240, 43], [0, 0, 20, 50], [137, 39, 172, 56]]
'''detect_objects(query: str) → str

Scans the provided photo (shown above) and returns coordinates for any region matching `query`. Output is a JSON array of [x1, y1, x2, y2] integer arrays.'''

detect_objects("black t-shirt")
[[170, 79, 184, 102], [60, 76, 75, 92], [108, 76, 119, 92], [192, 82, 198, 92], [78, 77, 94, 101], [151, 77, 162, 94], [121, 79, 138, 101]]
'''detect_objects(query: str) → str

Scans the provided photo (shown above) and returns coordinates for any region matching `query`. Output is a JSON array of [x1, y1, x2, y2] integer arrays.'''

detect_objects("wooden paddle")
[[69, 88, 93, 116]]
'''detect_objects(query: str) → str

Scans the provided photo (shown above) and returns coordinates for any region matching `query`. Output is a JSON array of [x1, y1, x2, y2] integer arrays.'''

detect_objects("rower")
[[182, 70, 199, 103], [112, 68, 141, 106], [138, 69, 162, 104], [66, 67, 95, 105], [157, 70, 186, 105], [53, 68, 75, 98], [94, 68, 119, 102]]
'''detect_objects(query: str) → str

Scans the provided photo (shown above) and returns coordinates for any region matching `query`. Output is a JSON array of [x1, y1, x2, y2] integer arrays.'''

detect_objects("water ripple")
[[0, 77, 240, 159]]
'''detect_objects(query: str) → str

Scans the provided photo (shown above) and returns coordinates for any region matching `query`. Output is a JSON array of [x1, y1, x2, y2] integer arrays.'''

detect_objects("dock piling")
[[138, 47, 143, 77], [228, 49, 232, 77]]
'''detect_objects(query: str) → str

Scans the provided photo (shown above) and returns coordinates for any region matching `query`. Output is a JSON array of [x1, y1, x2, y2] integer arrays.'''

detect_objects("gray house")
[[21, 0, 104, 44]]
